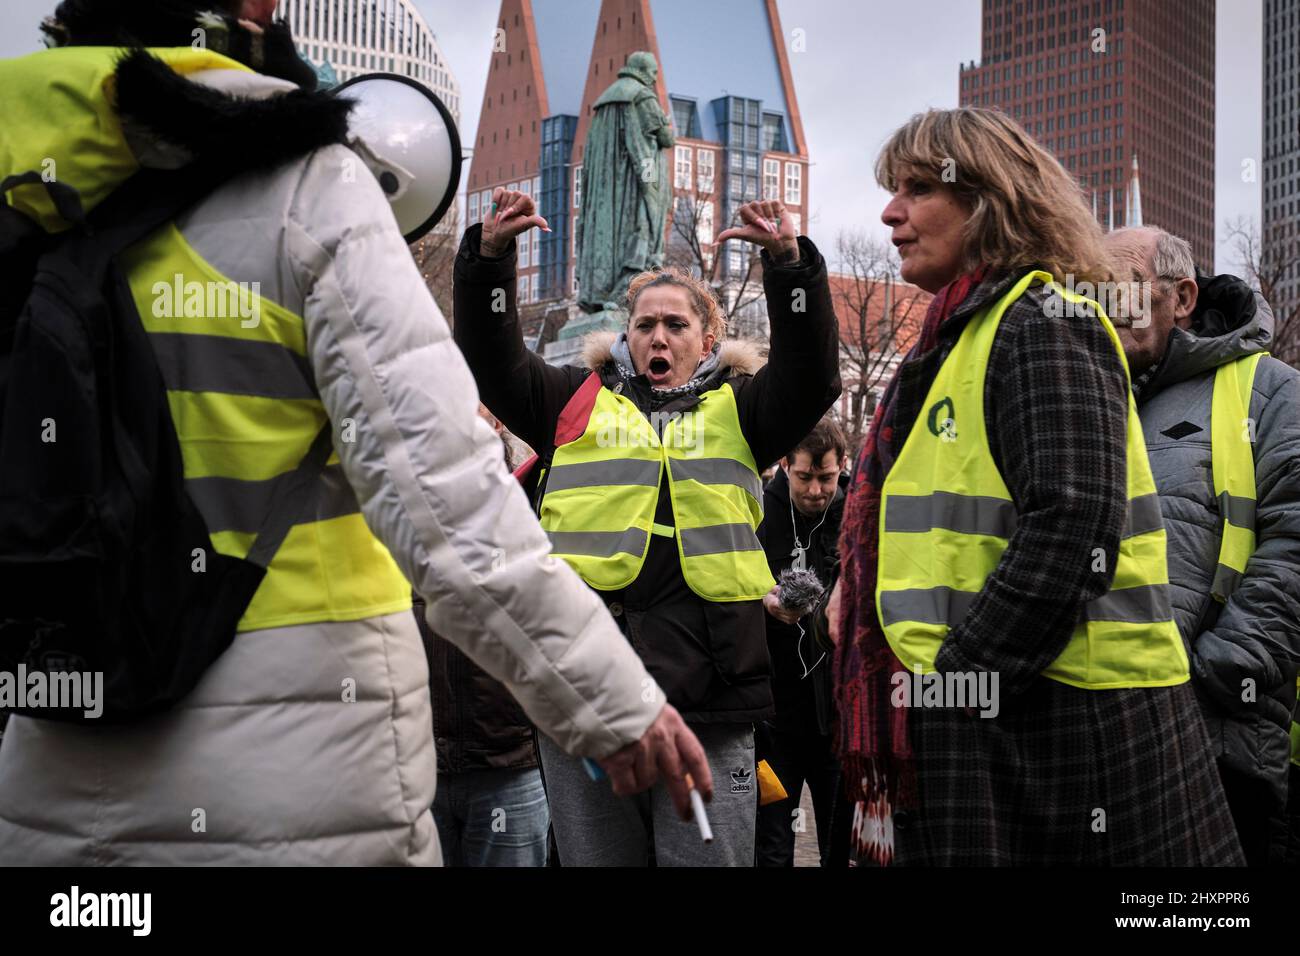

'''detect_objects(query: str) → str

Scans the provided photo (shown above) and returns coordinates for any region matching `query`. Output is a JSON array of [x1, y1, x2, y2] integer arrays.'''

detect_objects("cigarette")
[[685, 773, 713, 843]]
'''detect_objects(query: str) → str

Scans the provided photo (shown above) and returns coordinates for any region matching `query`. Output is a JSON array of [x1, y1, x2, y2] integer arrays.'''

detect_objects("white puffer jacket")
[[0, 56, 661, 865]]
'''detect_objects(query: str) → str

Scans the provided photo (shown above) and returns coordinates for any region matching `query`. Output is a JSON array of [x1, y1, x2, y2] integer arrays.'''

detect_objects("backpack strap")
[[244, 422, 336, 570], [0, 172, 88, 229]]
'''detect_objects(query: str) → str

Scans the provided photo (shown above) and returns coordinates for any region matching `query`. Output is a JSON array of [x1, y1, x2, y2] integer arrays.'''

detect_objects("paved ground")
[[793, 784, 821, 867]]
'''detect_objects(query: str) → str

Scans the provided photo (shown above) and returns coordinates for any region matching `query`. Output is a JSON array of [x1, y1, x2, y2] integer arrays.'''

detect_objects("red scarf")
[[832, 268, 987, 865]]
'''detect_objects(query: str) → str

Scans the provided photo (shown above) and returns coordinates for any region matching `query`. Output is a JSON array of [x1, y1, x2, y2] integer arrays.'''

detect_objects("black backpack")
[[0, 166, 331, 723]]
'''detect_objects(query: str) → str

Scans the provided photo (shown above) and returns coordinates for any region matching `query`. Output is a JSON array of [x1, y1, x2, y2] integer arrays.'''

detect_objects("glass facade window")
[[671, 97, 701, 138], [538, 114, 576, 300], [675, 146, 693, 189], [761, 113, 788, 152], [697, 150, 715, 193], [784, 162, 802, 205], [763, 159, 780, 200]]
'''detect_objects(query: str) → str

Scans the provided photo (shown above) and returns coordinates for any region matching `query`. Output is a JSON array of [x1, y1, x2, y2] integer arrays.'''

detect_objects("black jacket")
[[756, 468, 846, 736], [413, 596, 538, 775], [1133, 276, 1300, 814], [452, 225, 841, 723]]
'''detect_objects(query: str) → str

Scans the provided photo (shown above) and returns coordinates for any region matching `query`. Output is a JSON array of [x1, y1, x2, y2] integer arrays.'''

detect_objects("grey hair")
[[1112, 226, 1196, 282]]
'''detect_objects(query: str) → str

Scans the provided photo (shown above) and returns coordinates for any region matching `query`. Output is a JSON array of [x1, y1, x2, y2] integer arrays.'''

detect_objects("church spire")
[[1125, 153, 1143, 228]]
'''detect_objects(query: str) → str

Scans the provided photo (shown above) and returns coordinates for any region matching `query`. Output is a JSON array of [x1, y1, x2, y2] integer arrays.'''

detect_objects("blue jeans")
[[432, 767, 549, 867]]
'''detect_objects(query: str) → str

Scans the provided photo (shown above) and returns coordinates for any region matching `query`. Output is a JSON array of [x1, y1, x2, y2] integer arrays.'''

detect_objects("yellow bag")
[[756, 759, 788, 806]]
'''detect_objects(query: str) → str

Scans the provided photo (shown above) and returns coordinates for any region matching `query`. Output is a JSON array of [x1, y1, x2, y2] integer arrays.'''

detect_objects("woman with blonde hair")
[[453, 190, 841, 865], [831, 108, 1243, 865]]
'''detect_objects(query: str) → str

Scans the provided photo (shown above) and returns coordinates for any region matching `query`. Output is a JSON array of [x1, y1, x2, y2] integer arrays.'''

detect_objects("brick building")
[[958, 0, 1215, 268]]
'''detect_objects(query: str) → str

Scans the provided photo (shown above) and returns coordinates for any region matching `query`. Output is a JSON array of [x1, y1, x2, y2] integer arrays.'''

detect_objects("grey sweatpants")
[[538, 723, 756, 867]]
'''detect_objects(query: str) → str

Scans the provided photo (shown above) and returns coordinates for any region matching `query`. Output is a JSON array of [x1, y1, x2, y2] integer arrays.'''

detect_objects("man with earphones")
[[755, 417, 850, 866]]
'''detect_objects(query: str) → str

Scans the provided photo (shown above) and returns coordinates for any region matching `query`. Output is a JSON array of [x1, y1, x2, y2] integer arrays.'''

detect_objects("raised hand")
[[716, 199, 799, 262], [480, 186, 550, 258]]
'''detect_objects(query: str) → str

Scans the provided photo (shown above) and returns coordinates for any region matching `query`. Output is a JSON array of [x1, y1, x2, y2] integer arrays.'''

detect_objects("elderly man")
[[1105, 226, 1300, 865]]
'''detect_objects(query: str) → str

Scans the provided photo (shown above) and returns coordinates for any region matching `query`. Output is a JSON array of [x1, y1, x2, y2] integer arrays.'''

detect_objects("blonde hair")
[[625, 267, 727, 341], [876, 108, 1114, 285]]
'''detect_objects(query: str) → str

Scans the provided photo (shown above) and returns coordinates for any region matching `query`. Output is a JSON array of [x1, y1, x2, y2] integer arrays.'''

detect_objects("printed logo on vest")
[[927, 397, 958, 442], [730, 767, 753, 794]]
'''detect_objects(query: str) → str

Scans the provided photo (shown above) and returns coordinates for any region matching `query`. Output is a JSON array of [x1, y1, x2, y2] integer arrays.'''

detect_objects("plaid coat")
[[885, 271, 1244, 866]]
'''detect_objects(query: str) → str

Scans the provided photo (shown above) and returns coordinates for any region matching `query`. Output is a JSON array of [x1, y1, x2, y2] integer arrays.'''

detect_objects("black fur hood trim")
[[113, 50, 353, 178]]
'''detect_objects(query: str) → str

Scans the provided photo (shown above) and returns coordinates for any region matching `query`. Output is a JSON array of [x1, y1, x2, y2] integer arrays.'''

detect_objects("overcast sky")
[[0, 0, 1262, 272]]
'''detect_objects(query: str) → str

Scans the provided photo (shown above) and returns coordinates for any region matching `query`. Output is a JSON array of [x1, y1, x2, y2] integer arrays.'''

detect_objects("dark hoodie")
[[756, 466, 846, 736], [1134, 274, 1300, 824]]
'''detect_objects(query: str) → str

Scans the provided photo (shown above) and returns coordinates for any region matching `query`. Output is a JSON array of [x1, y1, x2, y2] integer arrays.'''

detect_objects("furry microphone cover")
[[777, 567, 824, 616]]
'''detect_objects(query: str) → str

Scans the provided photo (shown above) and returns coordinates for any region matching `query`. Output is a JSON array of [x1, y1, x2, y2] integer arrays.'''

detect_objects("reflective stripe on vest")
[[1210, 352, 1266, 601], [884, 489, 1165, 540], [539, 382, 775, 601], [877, 270, 1189, 690], [120, 223, 411, 633]]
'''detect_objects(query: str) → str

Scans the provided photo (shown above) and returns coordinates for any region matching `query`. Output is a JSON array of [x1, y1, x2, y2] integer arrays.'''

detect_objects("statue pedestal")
[[542, 305, 627, 367]]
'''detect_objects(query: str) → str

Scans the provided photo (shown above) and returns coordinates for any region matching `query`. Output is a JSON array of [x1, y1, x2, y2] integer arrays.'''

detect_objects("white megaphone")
[[333, 73, 462, 244]]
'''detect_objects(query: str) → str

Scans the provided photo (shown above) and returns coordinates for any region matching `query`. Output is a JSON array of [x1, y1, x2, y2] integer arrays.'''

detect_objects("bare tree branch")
[[830, 230, 931, 450], [409, 204, 461, 326], [1225, 215, 1300, 367]]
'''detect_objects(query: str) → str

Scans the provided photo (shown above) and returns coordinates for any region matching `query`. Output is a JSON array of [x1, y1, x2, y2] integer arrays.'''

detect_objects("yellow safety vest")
[[1209, 352, 1266, 601], [539, 382, 775, 602], [1, 47, 412, 632], [1292, 675, 1300, 768], [877, 271, 1189, 689], [1212, 351, 1300, 766]]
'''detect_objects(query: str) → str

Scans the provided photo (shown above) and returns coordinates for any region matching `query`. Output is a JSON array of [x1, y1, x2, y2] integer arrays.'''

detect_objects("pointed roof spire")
[[1125, 153, 1143, 228]]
